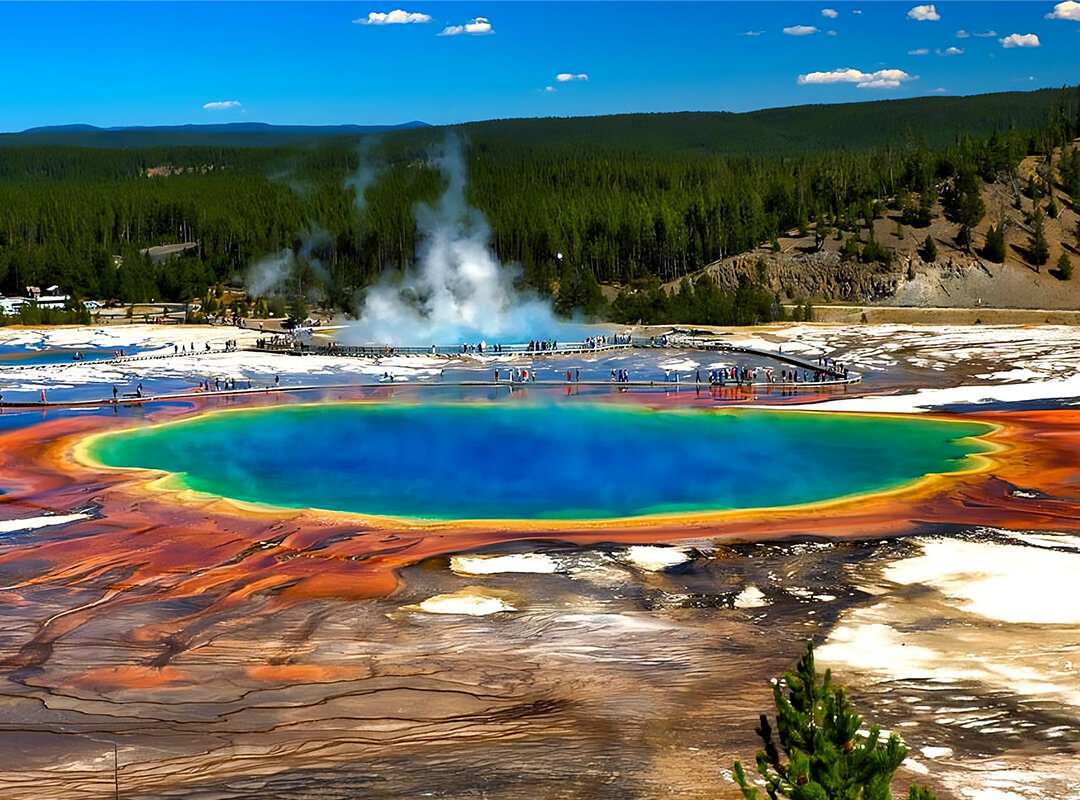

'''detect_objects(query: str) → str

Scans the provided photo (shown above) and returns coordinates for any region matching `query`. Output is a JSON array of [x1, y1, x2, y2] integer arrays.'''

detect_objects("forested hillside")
[[1, 87, 1078, 324]]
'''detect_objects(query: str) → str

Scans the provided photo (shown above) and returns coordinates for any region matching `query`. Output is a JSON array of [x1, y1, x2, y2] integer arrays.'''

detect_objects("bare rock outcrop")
[[702, 252, 910, 303]]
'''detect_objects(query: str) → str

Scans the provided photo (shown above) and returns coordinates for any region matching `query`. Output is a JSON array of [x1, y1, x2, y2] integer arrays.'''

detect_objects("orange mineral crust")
[[0, 401, 1078, 800], [0, 402, 1076, 615]]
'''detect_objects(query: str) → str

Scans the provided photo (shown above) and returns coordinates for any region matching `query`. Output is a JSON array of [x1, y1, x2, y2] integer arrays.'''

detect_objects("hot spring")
[[85, 404, 995, 521]]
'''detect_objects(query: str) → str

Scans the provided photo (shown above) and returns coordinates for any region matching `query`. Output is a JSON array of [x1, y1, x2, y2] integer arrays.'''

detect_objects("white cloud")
[[738, 30, 765, 36], [908, 47, 930, 54], [822, 8, 839, 18], [933, 87, 947, 93], [353, 9, 431, 25], [438, 16, 493, 36], [203, 101, 241, 110], [972, 30, 998, 37], [798, 67, 916, 89], [852, 8, 862, 13], [1000, 32, 1041, 47], [544, 86, 556, 93], [937, 46, 964, 55], [907, 5, 941, 21], [783, 24, 819, 35], [956, 29, 970, 38], [1046, 1, 1080, 21], [556, 73, 588, 82], [827, 29, 838, 35]]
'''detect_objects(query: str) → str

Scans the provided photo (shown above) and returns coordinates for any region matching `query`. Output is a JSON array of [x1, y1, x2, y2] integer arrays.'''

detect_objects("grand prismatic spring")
[[1, 323, 1079, 800], [84, 404, 994, 521]]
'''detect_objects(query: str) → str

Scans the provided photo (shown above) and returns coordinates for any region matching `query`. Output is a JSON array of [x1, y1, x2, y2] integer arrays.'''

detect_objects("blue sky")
[[0, 1, 1077, 131]]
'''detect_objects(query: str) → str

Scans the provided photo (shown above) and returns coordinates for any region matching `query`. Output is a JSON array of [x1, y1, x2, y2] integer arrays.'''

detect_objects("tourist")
[[112, 385, 118, 400]]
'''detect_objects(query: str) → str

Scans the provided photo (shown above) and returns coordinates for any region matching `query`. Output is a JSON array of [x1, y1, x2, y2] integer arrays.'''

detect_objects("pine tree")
[[1057, 252, 1073, 280], [983, 224, 1006, 263], [1030, 209, 1049, 270], [733, 642, 936, 800], [922, 235, 937, 263]]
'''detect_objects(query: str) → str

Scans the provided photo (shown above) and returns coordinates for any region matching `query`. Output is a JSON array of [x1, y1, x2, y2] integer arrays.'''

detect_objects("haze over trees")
[[0, 87, 1078, 326]]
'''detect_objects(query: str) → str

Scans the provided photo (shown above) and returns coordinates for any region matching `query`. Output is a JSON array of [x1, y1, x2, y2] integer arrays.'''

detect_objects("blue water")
[[88, 403, 994, 521]]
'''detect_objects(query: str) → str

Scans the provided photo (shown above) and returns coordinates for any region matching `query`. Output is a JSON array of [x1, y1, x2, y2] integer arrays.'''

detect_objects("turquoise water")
[[88, 404, 994, 520]]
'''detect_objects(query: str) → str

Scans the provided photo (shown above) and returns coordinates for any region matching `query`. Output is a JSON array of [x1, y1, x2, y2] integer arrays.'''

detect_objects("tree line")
[[0, 87, 1078, 327]]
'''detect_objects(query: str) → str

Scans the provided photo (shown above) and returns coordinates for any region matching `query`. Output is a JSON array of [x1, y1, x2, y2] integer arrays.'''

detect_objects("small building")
[[36, 295, 71, 309]]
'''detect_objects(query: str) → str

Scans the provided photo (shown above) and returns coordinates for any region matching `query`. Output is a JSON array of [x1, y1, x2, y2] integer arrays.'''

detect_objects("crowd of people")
[[197, 376, 252, 392], [255, 335, 295, 349], [706, 365, 845, 385], [492, 367, 538, 382]]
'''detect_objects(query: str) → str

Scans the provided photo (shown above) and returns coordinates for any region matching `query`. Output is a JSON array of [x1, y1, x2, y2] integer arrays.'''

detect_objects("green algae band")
[[88, 405, 994, 521]]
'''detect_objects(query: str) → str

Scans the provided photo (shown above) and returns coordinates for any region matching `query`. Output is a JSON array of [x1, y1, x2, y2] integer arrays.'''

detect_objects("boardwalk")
[[0, 331, 860, 409], [252, 341, 633, 358], [0, 376, 856, 410]]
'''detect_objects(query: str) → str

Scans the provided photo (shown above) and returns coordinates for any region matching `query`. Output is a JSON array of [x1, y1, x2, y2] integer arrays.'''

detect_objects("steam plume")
[[344, 136, 567, 346]]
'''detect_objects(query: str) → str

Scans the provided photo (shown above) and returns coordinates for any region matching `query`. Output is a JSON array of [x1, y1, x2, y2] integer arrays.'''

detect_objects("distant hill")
[[0, 121, 431, 149], [3, 88, 1073, 157], [457, 89, 1077, 157]]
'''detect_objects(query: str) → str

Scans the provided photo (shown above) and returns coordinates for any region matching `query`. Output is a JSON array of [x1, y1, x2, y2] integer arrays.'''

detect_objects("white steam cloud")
[[246, 251, 295, 298], [245, 227, 332, 304], [344, 137, 565, 346], [203, 100, 241, 110], [345, 139, 380, 212]]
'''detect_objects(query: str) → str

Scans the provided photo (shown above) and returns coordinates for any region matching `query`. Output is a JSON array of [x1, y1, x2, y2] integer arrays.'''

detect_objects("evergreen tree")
[[1030, 209, 1049, 269], [814, 212, 831, 252], [733, 642, 936, 800], [1027, 173, 1041, 201], [1056, 252, 1073, 280], [941, 168, 985, 254], [922, 235, 937, 263], [983, 224, 1006, 263]]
